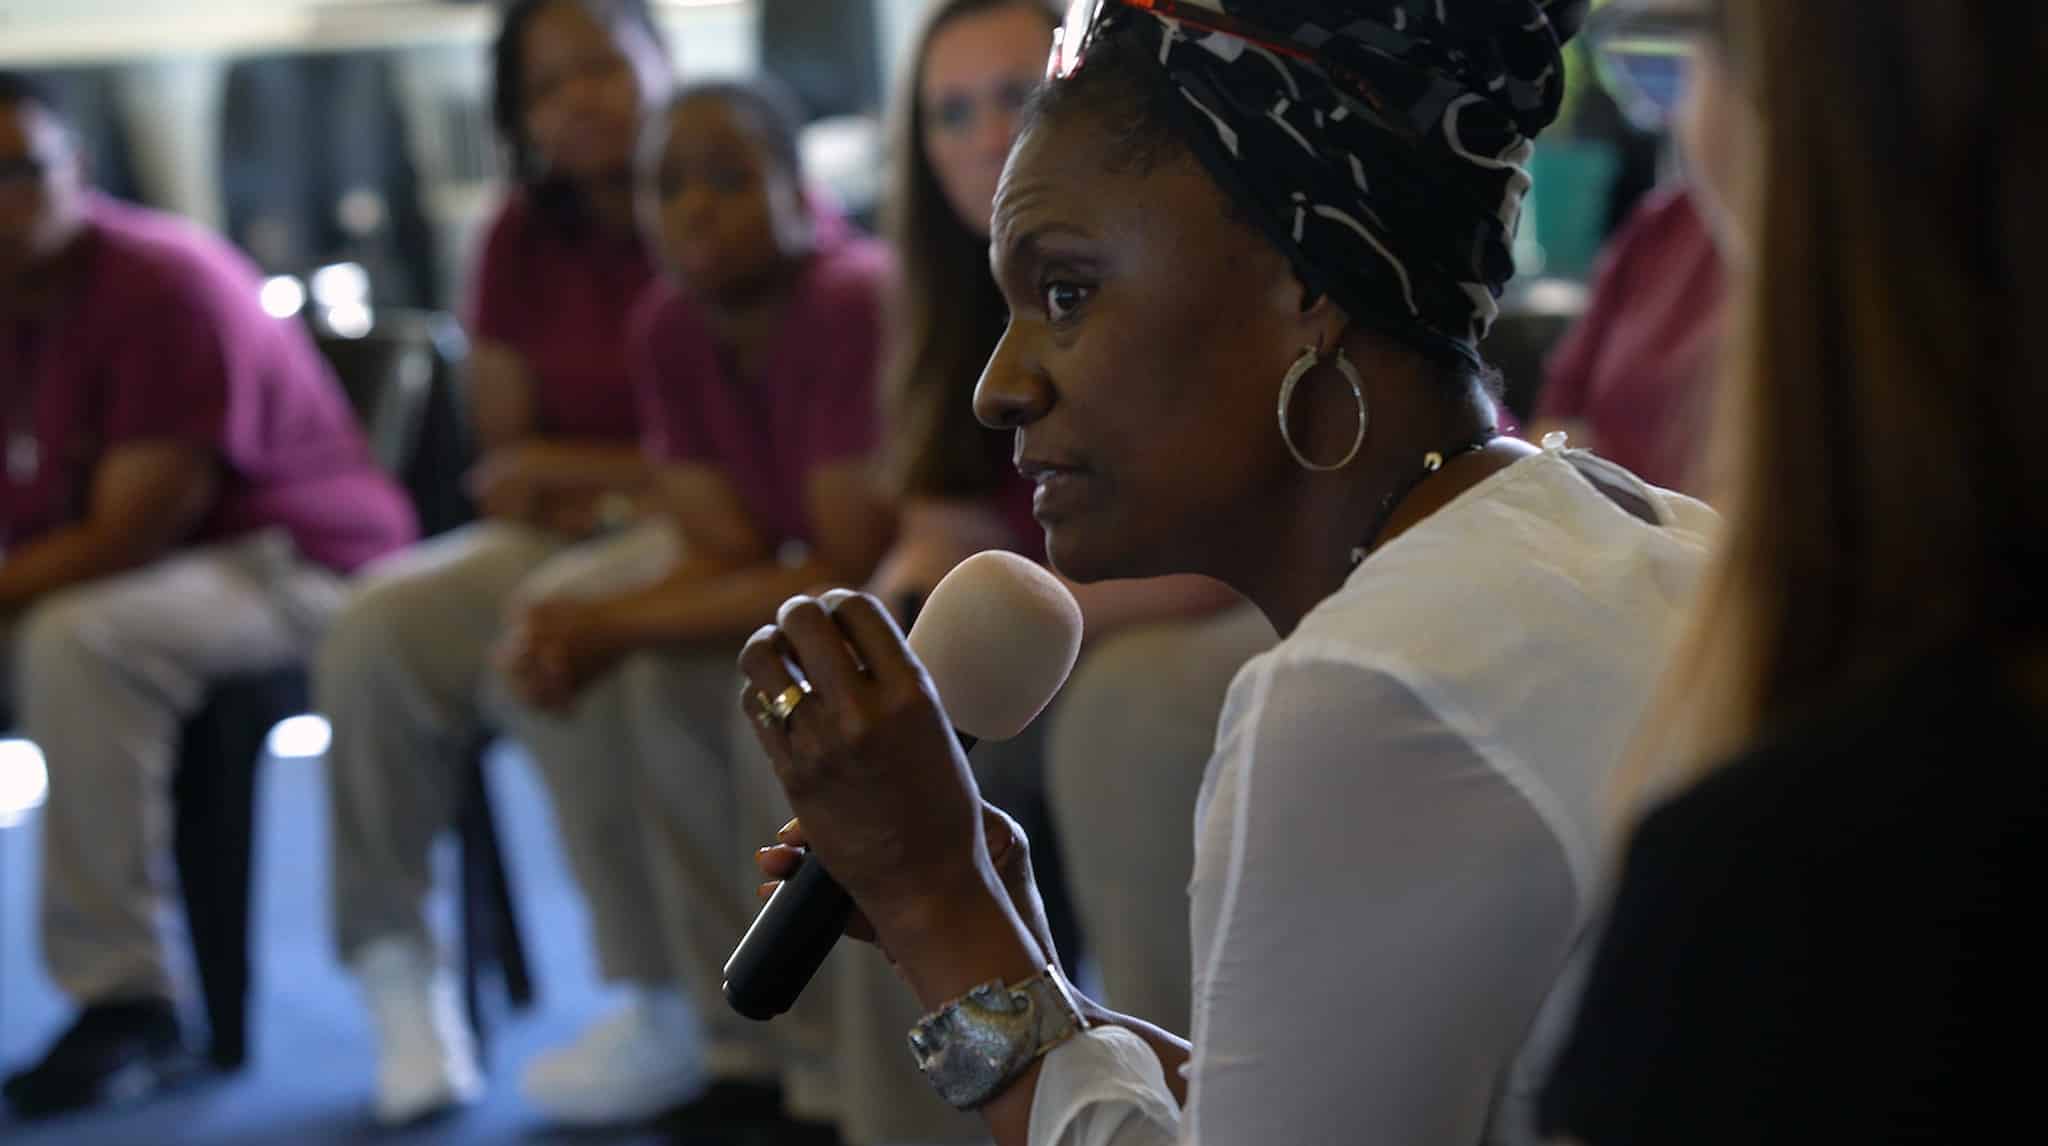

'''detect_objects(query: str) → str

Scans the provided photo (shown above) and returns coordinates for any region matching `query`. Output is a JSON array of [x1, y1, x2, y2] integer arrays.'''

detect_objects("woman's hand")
[[737, 590, 1001, 947], [469, 444, 601, 532], [497, 597, 629, 711], [469, 447, 539, 524], [755, 801, 1060, 967]]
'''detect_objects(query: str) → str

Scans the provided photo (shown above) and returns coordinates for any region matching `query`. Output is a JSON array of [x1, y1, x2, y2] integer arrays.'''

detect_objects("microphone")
[[723, 552, 1084, 1021]]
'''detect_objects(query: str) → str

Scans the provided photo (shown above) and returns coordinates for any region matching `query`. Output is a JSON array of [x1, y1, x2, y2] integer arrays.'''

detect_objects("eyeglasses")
[[1584, 4, 1719, 131], [1049, 0, 1412, 141]]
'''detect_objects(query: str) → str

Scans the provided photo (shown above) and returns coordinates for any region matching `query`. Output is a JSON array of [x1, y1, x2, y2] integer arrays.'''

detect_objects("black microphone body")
[[722, 728, 977, 1022]]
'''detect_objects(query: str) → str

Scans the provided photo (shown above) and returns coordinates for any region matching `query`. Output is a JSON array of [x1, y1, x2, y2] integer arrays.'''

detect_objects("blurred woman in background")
[[488, 77, 894, 1131], [1541, 2, 2047, 1141], [315, 0, 669, 1126]]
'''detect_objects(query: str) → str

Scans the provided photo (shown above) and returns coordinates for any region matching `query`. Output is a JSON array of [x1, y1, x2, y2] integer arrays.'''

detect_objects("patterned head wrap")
[[1087, 0, 1587, 367]]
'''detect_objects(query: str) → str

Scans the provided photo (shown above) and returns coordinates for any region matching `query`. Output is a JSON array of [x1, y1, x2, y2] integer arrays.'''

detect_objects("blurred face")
[[520, 0, 669, 183], [644, 97, 810, 300], [1677, 42, 1757, 264], [0, 100, 85, 288], [974, 110, 1322, 582], [920, 3, 1056, 237]]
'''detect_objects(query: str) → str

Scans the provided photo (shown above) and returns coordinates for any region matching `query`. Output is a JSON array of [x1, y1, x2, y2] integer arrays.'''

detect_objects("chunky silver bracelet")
[[907, 964, 1089, 1110]]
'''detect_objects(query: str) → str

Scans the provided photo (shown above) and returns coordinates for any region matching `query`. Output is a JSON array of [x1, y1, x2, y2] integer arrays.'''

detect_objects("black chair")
[[171, 310, 532, 1071]]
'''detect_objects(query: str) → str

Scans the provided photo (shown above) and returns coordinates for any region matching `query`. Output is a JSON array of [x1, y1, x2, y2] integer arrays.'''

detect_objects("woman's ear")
[[1292, 274, 1349, 352]]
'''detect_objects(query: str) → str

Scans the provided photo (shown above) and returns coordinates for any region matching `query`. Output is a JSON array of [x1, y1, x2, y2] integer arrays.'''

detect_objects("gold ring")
[[757, 680, 813, 731]]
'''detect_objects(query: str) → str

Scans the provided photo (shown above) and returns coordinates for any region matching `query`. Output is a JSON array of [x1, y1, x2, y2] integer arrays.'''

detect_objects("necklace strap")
[[1352, 431, 1499, 564]]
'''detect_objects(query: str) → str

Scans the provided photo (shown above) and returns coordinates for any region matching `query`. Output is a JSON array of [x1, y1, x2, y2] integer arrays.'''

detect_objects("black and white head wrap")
[[1095, 0, 1588, 367]]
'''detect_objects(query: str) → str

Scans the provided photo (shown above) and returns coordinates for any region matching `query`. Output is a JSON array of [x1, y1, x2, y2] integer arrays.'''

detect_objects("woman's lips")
[[1018, 460, 1090, 519]]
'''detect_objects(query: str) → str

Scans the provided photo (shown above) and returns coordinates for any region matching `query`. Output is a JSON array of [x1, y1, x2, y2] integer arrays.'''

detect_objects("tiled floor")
[[0, 742, 767, 1146]]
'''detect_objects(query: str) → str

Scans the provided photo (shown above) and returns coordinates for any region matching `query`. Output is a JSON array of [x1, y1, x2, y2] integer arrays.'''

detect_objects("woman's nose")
[[973, 321, 1052, 430]]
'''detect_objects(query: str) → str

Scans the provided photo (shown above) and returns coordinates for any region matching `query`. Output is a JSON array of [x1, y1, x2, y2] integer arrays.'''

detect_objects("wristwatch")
[[908, 965, 1090, 1110]]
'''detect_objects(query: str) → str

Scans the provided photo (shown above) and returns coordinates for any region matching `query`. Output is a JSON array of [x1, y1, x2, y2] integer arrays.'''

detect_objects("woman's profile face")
[[920, 3, 1056, 237], [521, 1, 668, 182], [974, 108, 1323, 583]]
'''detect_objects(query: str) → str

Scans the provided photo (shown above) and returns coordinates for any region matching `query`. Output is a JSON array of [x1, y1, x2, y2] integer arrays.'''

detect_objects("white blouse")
[[1029, 447, 1716, 1146]]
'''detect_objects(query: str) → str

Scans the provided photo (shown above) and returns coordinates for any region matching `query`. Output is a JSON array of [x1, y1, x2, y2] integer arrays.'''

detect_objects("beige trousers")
[[483, 641, 790, 1079], [321, 521, 675, 963], [6, 531, 341, 1004]]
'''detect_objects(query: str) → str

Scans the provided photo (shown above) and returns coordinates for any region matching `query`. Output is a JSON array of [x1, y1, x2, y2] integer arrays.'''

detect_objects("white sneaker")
[[521, 986, 708, 1126], [353, 935, 484, 1126]]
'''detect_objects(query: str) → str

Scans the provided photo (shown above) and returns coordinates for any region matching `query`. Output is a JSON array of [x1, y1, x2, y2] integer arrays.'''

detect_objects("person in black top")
[[1540, 1, 2048, 1142]]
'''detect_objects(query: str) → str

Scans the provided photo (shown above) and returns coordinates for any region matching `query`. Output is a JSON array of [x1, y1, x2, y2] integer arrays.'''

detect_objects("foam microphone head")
[[905, 551, 1084, 741]]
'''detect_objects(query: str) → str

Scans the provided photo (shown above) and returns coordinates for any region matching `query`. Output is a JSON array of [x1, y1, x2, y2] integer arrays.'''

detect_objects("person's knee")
[[312, 576, 421, 706], [480, 648, 629, 759], [317, 549, 505, 695], [15, 588, 112, 687]]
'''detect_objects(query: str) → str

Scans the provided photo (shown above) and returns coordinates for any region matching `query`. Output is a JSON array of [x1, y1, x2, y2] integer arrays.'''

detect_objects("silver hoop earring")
[[1277, 346, 1368, 472]]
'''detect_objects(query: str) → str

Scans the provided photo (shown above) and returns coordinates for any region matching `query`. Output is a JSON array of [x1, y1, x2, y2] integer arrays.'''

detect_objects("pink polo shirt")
[[467, 191, 657, 443], [629, 227, 892, 547], [0, 196, 416, 571], [1536, 184, 1726, 494]]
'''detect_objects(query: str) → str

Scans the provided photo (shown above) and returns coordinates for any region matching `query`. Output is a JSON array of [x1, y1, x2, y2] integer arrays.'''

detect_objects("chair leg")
[[174, 740, 257, 1072], [172, 671, 311, 1073], [455, 740, 536, 1057]]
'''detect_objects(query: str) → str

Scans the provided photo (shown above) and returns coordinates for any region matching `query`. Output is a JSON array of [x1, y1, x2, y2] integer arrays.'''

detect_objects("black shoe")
[[1, 998, 202, 1119]]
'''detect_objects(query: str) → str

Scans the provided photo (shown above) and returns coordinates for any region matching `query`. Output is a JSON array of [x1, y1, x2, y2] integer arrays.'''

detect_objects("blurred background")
[[0, 0, 1660, 368]]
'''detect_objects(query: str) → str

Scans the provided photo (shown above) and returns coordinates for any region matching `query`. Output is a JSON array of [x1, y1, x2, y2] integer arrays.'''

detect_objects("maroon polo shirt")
[[1536, 184, 1727, 494], [629, 227, 892, 547], [0, 195, 416, 571], [466, 191, 657, 443]]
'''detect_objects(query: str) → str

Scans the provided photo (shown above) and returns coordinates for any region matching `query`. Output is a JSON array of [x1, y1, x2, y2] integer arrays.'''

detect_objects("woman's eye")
[[1043, 282, 1090, 322]]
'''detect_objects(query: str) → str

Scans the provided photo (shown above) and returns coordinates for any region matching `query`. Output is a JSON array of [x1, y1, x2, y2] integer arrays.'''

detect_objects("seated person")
[[770, 7, 1266, 1142], [0, 72, 416, 1118], [798, 8, 1261, 1146], [1542, 5, 2048, 1141], [745, 2, 1714, 1143], [484, 78, 894, 1130], [317, 0, 671, 1127], [1530, 181, 1726, 495]]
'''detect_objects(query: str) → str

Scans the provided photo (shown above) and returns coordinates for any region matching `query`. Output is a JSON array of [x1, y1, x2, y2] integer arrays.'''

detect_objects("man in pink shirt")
[[0, 73, 415, 1118]]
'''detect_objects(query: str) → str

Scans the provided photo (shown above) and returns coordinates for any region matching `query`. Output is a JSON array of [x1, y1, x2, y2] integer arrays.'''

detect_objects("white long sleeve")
[[1027, 663, 1580, 1146], [1022, 451, 1713, 1146]]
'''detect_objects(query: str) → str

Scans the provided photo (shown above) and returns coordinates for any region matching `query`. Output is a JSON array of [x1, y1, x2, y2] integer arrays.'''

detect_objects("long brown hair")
[[878, 0, 1061, 498], [1623, 0, 2048, 809]]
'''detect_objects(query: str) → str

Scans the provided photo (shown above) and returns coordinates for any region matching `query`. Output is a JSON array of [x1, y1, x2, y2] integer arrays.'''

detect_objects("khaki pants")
[[321, 521, 676, 963], [5, 531, 342, 1004], [483, 643, 786, 1079]]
